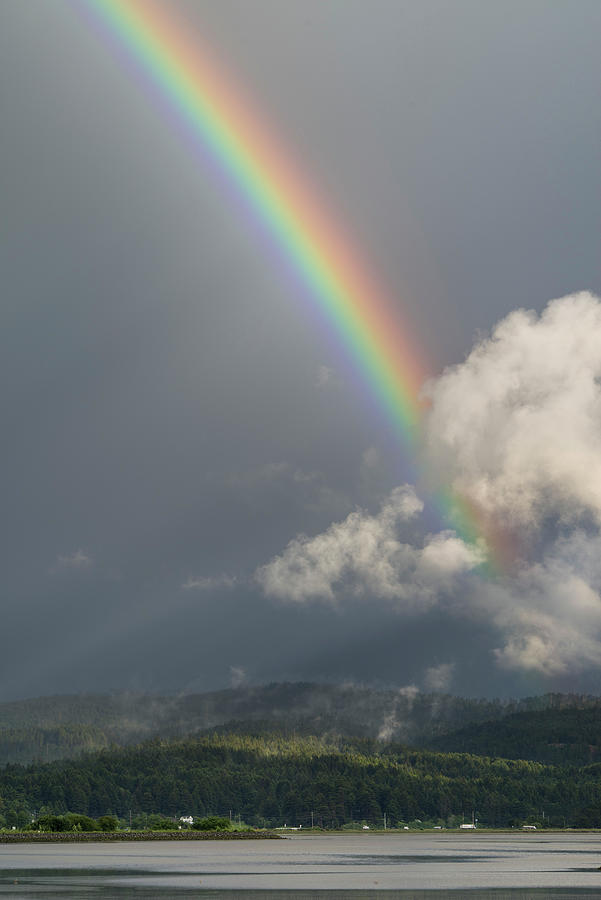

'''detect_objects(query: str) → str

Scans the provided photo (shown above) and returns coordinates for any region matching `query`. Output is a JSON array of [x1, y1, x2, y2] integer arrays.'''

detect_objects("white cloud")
[[315, 365, 342, 388], [376, 685, 420, 740], [398, 684, 420, 703], [256, 486, 483, 605], [182, 573, 237, 591], [257, 293, 601, 679], [53, 550, 93, 571], [422, 291, 601, 674], [424, 292, 601, 535], [229, 665, 247, 688], [423, 662, 455, 692], [478, 532, 601, 674]]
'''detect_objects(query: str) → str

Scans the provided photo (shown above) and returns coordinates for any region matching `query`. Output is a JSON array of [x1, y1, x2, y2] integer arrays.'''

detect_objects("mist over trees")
[[2, 684, 601, 830], [1, 683, 597, 765]]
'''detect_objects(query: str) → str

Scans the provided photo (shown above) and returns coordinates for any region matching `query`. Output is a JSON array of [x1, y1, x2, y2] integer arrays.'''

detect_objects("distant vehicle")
[[522, 824, 537, 830], [460, 823, 476, 829]]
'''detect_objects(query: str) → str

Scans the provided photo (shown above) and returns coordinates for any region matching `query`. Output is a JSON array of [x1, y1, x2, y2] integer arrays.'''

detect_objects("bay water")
[[1, 832, 601, 898]]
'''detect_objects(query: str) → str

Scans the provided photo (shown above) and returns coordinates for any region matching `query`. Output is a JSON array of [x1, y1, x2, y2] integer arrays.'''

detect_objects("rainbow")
[[79, 0, 494, 564], [81, 0, 427, 439]]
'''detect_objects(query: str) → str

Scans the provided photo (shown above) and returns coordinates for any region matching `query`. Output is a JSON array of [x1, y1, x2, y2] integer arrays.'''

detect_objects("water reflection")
[[2, 877, 601, 900]]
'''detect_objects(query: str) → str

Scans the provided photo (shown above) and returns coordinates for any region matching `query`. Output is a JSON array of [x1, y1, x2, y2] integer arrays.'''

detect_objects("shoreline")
[[2, 828, 598, 843], [0, 830, 282, 843]]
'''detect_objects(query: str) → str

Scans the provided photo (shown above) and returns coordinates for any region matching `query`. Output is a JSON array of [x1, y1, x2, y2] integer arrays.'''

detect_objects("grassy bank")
[[0, 830, 281, 843]]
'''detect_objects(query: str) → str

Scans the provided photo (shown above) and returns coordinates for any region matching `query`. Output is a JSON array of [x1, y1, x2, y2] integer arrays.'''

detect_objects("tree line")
[[1, 731, 600, 830]]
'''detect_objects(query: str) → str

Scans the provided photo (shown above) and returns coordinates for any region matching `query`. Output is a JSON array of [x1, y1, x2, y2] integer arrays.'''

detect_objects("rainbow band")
[[80, 0, 494, 567], [83, 0, 426, 447]]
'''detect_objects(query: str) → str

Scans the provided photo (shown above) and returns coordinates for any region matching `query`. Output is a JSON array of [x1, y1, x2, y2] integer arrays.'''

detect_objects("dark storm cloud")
[[0, 0, 600, 699]]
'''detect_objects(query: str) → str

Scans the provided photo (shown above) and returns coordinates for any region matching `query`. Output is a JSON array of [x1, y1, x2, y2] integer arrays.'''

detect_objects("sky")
[[1, 0, 600, 701]]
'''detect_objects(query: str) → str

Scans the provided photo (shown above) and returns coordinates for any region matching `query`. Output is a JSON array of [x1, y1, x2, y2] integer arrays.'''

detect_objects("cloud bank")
[[425, 292, 601, 536], [257, 293, 601, 678], [256, 486, 481, 605]]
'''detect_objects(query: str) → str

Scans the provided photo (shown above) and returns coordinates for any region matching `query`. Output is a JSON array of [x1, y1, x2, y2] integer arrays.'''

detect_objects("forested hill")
[[425, 707, 601, 766], [0, 683, 600, 765], [1, 732, 600, 830]]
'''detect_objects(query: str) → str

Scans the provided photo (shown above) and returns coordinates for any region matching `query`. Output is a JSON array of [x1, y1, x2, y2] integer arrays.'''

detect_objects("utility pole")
[[384, 813, 387, 830], [311, 811, 314, 828]]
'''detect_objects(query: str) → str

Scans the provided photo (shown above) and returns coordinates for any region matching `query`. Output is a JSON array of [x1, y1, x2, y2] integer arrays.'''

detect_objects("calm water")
[[1, 833, 601, 898]]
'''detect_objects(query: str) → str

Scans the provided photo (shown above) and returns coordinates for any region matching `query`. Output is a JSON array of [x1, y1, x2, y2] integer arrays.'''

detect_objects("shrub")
[[150, 818, 179, 831], [34, 815, 66, 833], [33, 814, 98, 833], [64, 814, 97, 832], [97, 815, 119, 832], [193, 816, 231, 831]]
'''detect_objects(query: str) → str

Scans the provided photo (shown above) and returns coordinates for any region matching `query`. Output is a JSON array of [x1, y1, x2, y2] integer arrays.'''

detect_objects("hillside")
[[425, 707, 601, 766], [0, 731, 599, 830], [1, 683, 599, 765]]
